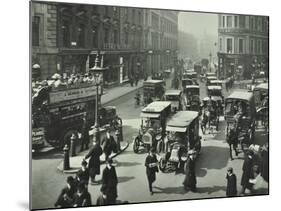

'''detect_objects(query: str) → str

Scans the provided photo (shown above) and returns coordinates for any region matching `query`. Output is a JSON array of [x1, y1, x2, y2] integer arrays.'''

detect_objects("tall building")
[[31, 2, 178, 84], [143, 9, 178, 76], [217, 14, 269, 79]]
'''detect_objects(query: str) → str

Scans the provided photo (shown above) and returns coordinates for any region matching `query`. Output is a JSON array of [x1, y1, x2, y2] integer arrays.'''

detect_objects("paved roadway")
[[31, 77, 268, 210]]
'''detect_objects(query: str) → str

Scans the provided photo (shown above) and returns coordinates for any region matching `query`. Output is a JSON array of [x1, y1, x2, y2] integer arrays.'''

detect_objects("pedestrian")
[[260, 143, 269, 182], [226, 127, 239, 160], [73, 183, 92, 207], [145, 148, 159, 195], [240, 150, 255, 195], [183, 151, 197, 192], [102, 129, 116, 161], [84, 140, 103, 185], [129, 75, 134, 87], [226, 167, 237, 197], [80, 116, 90, 152], [101, 159, 118, 205], [134, 73, 139, 86], [75, 160, 90, 187], [54, 176, 76, 208]]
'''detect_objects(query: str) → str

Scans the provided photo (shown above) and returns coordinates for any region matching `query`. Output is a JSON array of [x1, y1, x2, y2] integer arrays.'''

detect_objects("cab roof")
[[254, 83, 268, 91], [207, 85, 222, 90], [142, 101, 171, 113], [210, 80, 223, 84], [167, 111, 198, 128], [165, 89, 182, 96], [144, 80, 164, 84], [207, 76, 217, 80], [226, 91, 253, 101], [185, 85, 200, 89]]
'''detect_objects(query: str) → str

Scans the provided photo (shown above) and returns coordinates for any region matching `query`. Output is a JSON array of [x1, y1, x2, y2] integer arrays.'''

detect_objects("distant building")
[[217, 14, 269, 79], [31, 2, 178, 85]]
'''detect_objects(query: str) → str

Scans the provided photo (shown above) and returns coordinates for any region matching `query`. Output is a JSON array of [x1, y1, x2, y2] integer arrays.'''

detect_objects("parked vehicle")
[[163, 89, 183, 112], [184, 85, 201, 112], [207, 85, 224, 110], [159, 111, 202, 173], [206, 76, 217, 86], [181, 78, 194, 87], [133, 101, 171, 153], [224, 91, 256, 149]]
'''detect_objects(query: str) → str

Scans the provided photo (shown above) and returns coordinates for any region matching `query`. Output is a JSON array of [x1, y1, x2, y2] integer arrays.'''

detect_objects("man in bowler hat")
[[226, 167, 237, 197], [145, 148, 159, 195]]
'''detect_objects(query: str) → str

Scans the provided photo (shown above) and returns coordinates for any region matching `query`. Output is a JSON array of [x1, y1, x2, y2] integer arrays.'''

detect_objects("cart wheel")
[[133, 137, 140, 153], [159, 157, 166, 172]]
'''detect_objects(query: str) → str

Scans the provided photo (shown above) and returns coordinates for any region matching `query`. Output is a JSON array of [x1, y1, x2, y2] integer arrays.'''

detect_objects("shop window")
[[32, 16, 40, 46]]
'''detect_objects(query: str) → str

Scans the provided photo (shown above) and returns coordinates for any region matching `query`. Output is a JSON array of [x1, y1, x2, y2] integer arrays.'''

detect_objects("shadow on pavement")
[[153, 186, 186, 195], [32, 149, 63, 160], [196, 168, 207, 177], [118, 176, 135, 183], [197, 146, 229, 170], [196, 185, 226, 194], [116, 161, 142, 167]]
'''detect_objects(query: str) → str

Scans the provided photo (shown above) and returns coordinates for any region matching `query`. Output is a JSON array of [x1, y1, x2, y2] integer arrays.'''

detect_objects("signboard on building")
[[49, 86, 97, 104]]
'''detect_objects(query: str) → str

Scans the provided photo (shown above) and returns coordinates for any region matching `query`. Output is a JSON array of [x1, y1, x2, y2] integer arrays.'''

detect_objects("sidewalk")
[[57, 141, 129, 174], [101, 79, 145, 105]]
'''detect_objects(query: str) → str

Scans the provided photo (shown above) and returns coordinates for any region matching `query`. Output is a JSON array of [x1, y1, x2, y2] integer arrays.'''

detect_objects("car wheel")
[[159, 157, 166, 172], [133, 137, 140, 153]]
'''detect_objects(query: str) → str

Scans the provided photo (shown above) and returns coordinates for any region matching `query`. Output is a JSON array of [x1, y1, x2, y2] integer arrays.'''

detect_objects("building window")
[[104, 28, 110, 44], [249, 17, 254, 30], [219, 38, 222, 51], [227, 16, 232, 27], [219, 16, 222, 27], [77, 24, 85, 47], [239, 16, 245, 28], [125, 31, 129, 45], [250, 39, 254, 54], [32, 16, 40, 46], [234, 16, 238, 28], [105, 6, 109, 16], [62, 20, 70, 47], [226, 38, 233, 53], [255, 17, 259, 31], [222, 16, 225, 28], [132, 9, 135, 23], [113, 30, 118, 45], [239, 39, 244, 54], [257, 40, 261, 54], [138, 11, 141, 25], [92, 27, 98, 48]]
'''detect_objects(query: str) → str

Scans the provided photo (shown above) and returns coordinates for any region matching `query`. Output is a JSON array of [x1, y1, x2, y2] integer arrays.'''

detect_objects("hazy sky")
[[178, 11, 218, 38]]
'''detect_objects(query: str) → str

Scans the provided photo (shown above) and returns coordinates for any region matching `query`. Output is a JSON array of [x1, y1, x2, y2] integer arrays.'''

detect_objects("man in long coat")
[[226, 167, 237, 196], [240, 150, 254, 194], [84, 140, 103, 184], [101, 159, 118, 205], [145, 148, 158, 195], [226, 127, 239, 160], [102, 130, 117, 161], [183, 152, 197, 192]]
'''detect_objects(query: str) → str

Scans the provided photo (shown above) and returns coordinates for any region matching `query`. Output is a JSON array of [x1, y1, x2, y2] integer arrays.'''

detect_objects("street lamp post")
[[90, 54, 107, 145]]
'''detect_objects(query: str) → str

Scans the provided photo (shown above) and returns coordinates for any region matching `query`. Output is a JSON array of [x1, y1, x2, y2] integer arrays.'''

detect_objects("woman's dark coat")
[[85, 144, 103, 175], [226, 173, 237, 196]]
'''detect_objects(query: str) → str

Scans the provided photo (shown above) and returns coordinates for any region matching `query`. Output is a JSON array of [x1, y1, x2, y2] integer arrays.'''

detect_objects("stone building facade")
[[217, 14, 269, 79], [31, 2, 178, 84]]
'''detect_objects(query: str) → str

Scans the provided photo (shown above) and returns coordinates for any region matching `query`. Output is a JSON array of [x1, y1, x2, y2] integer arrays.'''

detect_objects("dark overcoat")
[[54, 186, 76, 208], [241, 156, 254, 189], [101, 166, 118, 200], [145, 154, 158, 183], [183, 158, 197, 189], [76, 168, 90, 184], [102, 135, 117, 155], [226, 173, 237, 196], [73, 191, 92, 207], [85, 144, 103, 175]]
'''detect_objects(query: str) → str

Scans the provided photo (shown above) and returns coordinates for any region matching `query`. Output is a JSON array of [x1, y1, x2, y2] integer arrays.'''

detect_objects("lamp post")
[[90, 54, 107, 145]]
